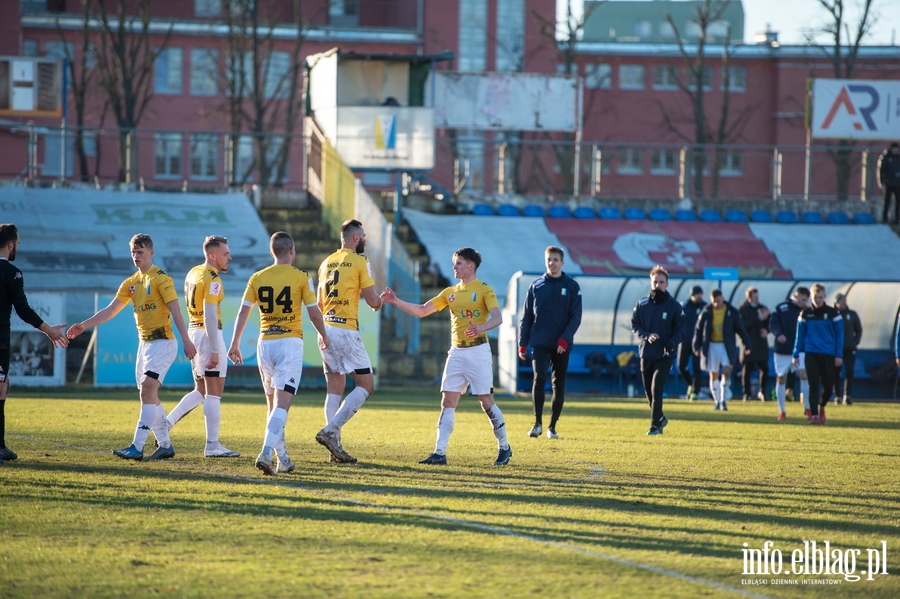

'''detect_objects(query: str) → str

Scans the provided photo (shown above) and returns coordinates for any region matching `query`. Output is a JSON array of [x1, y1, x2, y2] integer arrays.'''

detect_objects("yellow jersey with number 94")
[[429, 279, 499, 348], [317, 248, 375, 331], [242, 264, 317, 340]]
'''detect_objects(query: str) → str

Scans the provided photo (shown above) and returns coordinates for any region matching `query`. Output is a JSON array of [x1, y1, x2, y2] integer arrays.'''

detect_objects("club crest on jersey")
[[662, 312, 668, 320], [448, 294, 456, 303], [211, 282, 221, 296], [129, 285, 136, 296], [471, 293, 477, 302], [561, 288, 567, 296]]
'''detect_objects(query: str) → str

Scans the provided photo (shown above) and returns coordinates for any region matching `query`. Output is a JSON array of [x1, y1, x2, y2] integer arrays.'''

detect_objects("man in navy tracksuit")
[[693, 289, 750, 410], [631, 265, 684, 435], [793, 283, 843, 425], [518, 246, 582, 439], [678, 285, 706, 399]]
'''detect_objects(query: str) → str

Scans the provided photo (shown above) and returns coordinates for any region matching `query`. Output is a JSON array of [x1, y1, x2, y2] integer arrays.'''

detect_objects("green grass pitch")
[[1, 385, 898, 598]]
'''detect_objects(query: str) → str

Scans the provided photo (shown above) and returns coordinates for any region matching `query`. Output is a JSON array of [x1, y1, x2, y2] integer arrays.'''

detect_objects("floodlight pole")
[[572, 76, 583, 197], [60, 57, 68, 183]]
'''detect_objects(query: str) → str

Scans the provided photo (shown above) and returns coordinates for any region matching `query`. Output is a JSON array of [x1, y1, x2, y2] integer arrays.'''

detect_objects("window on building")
[[190, 49, 218, 96], [585, 63, 612, 89], [190, 134, 218, 180], [617, 148, 643, 174], [236, 135, 255, 182], [44, 41, 74, 61], [82, 131, 97, 157], [458, 0, 487, 72], [263, 51, 290, 99], [154, 133, 182, 178], [707, 20, 730, 42], [659, 21, 675, 40], [688, 66, 712, 90], [652, 65, 679, 90], [23, 40, 38, 57], [330, 0, 358, 16], [457, 129, 484, 191], [650, 149, 677, 174], [42, 130, 74, 178], [155, 48, 183, 95], [723, 66, 747, 92], [718, 151, 743, 176], [690, 151, 709, 176], [495, 0, 524, 72], [634, 20, 652, 39], [619, 65, 645, 90], [685, 20, 701, 39], [195, 0, 221, 17]]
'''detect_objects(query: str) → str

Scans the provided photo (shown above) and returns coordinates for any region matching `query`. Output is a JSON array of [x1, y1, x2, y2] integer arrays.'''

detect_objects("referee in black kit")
[[0, 224, 69, 464], [631, 265, 684, 436]]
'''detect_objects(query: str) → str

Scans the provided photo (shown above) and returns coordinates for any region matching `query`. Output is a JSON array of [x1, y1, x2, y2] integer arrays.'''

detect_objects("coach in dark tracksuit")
[[878, 142, 900, 224], [631, 266, 684, 435], [518, 246, 582, 439], [793, 284, 843, 424], [678, 285, 705, 399], [835, 293, 861, 405]]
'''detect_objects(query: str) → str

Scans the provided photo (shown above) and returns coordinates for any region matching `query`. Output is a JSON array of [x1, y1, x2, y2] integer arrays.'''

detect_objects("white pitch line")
[[10, 434, 771, 599]]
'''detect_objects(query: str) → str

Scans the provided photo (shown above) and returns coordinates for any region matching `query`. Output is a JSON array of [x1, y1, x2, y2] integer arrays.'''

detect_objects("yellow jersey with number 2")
[[318, 248, 375, 331]]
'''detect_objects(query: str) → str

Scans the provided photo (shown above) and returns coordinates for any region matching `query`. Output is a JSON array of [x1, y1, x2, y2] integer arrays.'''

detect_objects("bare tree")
[[805, 0, 878, 200], [222, 0, 307, 188], [531, 0, 604, 196], [88, 0, 173, 183]]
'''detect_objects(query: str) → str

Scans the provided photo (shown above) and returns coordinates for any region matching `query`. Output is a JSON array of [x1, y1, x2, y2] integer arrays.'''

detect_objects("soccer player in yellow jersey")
[[227, 232, 329, 476], [314, 219, 382, 464], [165, 236, 239, 458], [67, 234, 196, 461], [381, 247, 512, 466]]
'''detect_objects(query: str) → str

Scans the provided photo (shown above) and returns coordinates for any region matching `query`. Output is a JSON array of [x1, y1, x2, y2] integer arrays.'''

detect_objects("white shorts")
[[706, 342, 731, 373], [189, 328, 228, 379], [135, 339, 177, 388], [320, 325, 372, 375], [440, 343, 494, 396], [257, 337, 304, 396], [774, 352, 805, 376]]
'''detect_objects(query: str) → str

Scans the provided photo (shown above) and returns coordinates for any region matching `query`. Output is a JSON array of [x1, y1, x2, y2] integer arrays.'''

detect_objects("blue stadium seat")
[[801, 211, 824, 224], [750, 210, 773, 223], [472, 203, 494, 216], [853, 212, 876, 225], [599, 206, 622, 219], [724, 209, 748, 223], [497, 204, 520, 217], [548, 205, 572, 218], [649, 208, 671, 221], [827, 211, 849, 224], [623, 207, 645, 220], [674, 209, 697, 222], [572, 206, 596, 219], [522, 204, 544, 217], [699, 209, 722, 222], [776, 210, 799, 224]]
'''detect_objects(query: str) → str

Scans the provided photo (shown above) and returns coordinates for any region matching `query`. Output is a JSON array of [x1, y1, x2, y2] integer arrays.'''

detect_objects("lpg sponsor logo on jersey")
[[812, 79, 900, 140]]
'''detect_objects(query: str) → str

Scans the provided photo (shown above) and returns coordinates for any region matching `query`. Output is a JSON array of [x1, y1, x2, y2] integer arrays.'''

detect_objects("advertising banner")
[[812, 79, 900, 140], [9, 292, 66, 387]]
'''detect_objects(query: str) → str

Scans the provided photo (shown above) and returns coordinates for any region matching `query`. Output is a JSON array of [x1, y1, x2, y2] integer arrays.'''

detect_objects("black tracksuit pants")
[[883, 186, 900, 224], [838, 349, 856, 398], [641, 357, 673, 427], [741, 359, 769, 399], [804, 352, 836, 417], [531, 345, 570, 429], [678, 342, 701, 392]]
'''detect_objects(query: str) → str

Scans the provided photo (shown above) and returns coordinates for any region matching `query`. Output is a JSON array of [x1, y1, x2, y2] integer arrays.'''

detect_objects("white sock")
[[327, 387, 369, 432], [801, 380, 810, 409], [132, 403, 156, 451], [711, 380, 720, 406], [435, 407, 455, 455], [204, 395, 221, 446], [167, 389, 204, 428], [484, 404, 509, 450], [324, 393, 342, 424], [776, 382, 786, 413], [153, 404, 172, 448], [719, 376, 728, 405], [263, 407, 288, 455], [276, 431, 288, 461]]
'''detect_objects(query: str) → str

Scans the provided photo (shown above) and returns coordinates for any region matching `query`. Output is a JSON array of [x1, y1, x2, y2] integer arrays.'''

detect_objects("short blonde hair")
[[811, 283, 826, 295]]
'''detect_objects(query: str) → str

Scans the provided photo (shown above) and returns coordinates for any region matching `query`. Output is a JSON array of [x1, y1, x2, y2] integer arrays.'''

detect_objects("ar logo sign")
[[821, 84, 879, 131]]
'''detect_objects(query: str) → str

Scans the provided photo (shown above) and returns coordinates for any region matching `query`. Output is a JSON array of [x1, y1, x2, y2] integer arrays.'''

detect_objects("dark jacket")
[[837, 307, 862, 350], [739, 300, 770, 362], [879, 148, 900, 188], [693, 301, 750, 370], [518, 272, 582, 351], [631, 290, 684, 360], [794, 304, 844, 358], [1, 259, 45, 348], [769, 299, 803, 355], [680, 297, 706, 346]]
